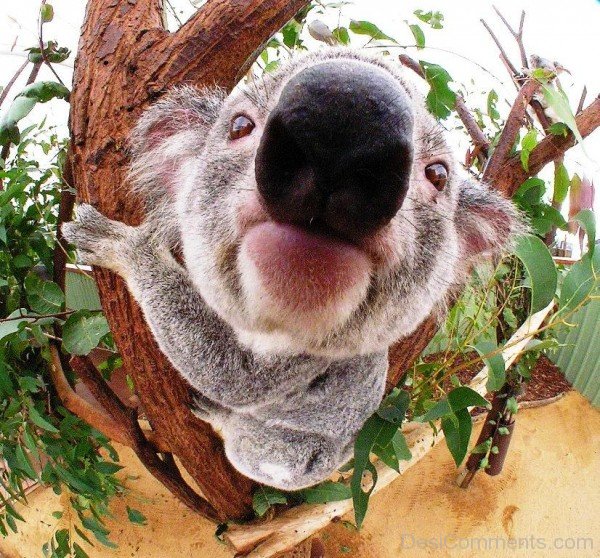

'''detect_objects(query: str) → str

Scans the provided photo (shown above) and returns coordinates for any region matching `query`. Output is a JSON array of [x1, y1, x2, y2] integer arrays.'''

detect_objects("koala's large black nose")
[[255, 59, 414, 241]]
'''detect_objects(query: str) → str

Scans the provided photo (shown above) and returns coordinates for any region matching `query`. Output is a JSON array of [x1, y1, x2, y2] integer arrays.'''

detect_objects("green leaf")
[[15, 444, 38, 478], [20, 81, 70, 103], [513, 234, 557, 313], [351, 414, 396, 527], [0, 309, 35, 341], [299, 481, 351, 503], [376, 389, 410, 424], [62, 311, 110, 355], [548, 122, 568, 137], [73, 543, 90, 558], [414, 10, 444, 29], [416, 398, 451, 423], [28, 404, 59, 433], [25, 273, 64, 314], [419, 61, 456, 119], [408, 24, 425, 48], [559, 255, 595, 314], [252, 486, 287, 517], [372, 430, 412, 471], [471, 340, 506, 392], [126, 506, 147, 525], [94, 461, 124, 475], [349, 20, 396, 42], [40, 3, 54, 22], [351, 459, 377, 529], [520, 129, 537, 171], [332, 27, 350, 45], [447, 386, 490, 411], [515, 177, 546, 206], [553, 163, 570, 204], [442, 408, 472, 466], [541, 84, 583, 144], [571, 209, 596, 257]]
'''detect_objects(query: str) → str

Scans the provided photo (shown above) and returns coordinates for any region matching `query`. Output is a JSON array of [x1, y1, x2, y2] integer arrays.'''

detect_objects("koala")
[[63, 48, 520, 490]]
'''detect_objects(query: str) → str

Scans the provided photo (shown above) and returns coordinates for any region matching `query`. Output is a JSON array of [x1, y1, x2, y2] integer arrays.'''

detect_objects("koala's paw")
[[62, 204, 137, 273]]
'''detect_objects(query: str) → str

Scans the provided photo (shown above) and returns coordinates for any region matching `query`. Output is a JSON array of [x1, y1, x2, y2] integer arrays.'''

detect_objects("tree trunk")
[[68, 0, 312, 521]]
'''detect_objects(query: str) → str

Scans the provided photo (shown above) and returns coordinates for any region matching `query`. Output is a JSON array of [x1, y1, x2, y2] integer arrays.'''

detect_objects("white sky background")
[[1, 0, 599, 226]]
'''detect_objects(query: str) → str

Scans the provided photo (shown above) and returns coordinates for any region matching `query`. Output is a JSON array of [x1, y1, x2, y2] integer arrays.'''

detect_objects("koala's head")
[[130, 48, 520, 358]]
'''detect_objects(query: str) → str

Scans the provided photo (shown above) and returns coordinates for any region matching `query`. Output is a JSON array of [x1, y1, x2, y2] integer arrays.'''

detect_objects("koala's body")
[[64, 48, 520, 490]]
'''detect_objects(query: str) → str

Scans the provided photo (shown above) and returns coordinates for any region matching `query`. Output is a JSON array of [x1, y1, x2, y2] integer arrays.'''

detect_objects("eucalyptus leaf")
[[299, 481, 351, 503], [408, 23, 425, 48], [62, 311, 110, 355], [541, 84, 582, 144], [571, 209, 596, 257], [126, 506, 147, 525], [349, 20, 396, 42], [441, 408, 472, 466], [252, 486, 287, 517], [513, 234, 557, 313], [25, 273, 64, 314], [471, 340, 506, 392]]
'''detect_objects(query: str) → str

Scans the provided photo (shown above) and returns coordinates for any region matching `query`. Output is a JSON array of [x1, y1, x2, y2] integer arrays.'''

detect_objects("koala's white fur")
[[63, 48, 521, 489]]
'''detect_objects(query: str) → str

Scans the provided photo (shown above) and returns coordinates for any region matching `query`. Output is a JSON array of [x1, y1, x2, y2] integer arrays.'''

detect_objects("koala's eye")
[[229, 114, 255, 140], [425, 163, 448, 191]]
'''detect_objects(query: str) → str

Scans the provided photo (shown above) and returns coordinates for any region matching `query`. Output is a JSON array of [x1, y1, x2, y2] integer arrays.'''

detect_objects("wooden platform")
[[1, 391, 598, 558]]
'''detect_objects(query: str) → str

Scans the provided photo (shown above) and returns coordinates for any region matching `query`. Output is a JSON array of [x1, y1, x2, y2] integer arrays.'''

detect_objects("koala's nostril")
[[255, 58, 414, 240]]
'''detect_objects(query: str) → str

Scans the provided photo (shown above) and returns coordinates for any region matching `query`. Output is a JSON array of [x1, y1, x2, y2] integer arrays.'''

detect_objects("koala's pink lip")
[[241, 222, 371, 311]]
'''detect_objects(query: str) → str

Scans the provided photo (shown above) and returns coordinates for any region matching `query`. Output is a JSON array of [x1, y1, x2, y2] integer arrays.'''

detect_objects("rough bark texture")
[[69, 0, 311, 521]]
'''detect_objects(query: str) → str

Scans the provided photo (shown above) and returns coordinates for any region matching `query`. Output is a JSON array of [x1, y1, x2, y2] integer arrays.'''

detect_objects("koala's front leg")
[[62, 204, 234, 418]]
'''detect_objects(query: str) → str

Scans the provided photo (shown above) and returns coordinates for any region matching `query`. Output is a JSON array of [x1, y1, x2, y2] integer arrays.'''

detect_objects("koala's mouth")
[[238, 221, 372, 319]]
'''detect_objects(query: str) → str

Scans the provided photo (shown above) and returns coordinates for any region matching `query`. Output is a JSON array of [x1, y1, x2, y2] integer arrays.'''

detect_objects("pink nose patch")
[[242, 222, 371, 312]]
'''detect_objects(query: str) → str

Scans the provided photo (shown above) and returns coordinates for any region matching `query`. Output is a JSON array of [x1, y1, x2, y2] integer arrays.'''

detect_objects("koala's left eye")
[[425, 163, 448, 191], [230, 115, 255, 140]]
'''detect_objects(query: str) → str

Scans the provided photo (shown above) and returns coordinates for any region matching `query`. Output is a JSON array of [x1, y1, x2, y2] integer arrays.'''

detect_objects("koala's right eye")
[[229, 115, 255, 140]]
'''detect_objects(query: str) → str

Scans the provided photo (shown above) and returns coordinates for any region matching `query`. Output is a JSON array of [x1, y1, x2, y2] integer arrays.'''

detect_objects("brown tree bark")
[[68, 0, 311, 521]]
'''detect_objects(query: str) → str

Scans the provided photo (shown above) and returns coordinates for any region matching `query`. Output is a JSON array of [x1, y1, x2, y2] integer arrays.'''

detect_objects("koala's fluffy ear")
[[128, 86, 226, 204], [455, 179, 525, 259]]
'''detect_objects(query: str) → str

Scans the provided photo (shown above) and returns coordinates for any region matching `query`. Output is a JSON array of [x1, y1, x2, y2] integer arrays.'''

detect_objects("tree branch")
[[137, 0, 310, 98], [70, 355, 221, 521], [398, 55, 490, 160], [0, 59, 29, 109], [492, 6, 528, 69], [493, 97, 600, 196], [482, 79, 540, 184], [49, 344, 135, 447], [480, 19, 519, 77]]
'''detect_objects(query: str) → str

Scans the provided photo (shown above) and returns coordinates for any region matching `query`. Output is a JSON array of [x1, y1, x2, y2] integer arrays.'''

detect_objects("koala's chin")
[[236, 221, 373, 355]]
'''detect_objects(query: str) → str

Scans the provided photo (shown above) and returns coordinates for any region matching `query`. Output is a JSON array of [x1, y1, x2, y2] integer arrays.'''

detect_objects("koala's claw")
[[62, 204, 134, 272]]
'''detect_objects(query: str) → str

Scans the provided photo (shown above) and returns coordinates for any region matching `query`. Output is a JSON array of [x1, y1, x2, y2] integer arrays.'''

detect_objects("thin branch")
[[493, 96, 600, 196], [0, 59, 28, 109], [38, 0, 66, 87], [53, 152, 75, 292], [49, 344, 134, 447], [70, 355, 222, 521], [480, 19, 519, 76], [482, 79, 540, 184], [455, 95, 491, 159], [398, 54, 490, 161], [398, 54, 424, 79], [577, 86, 588, 115], [492, 6, 528, 69]]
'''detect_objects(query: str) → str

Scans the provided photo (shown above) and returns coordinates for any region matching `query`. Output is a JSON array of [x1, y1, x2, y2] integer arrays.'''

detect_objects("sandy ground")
[[1, 390, 598, 558]]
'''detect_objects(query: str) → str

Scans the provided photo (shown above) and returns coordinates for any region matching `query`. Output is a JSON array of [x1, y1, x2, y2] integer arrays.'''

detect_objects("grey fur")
[[63, 48, 521, 489]]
